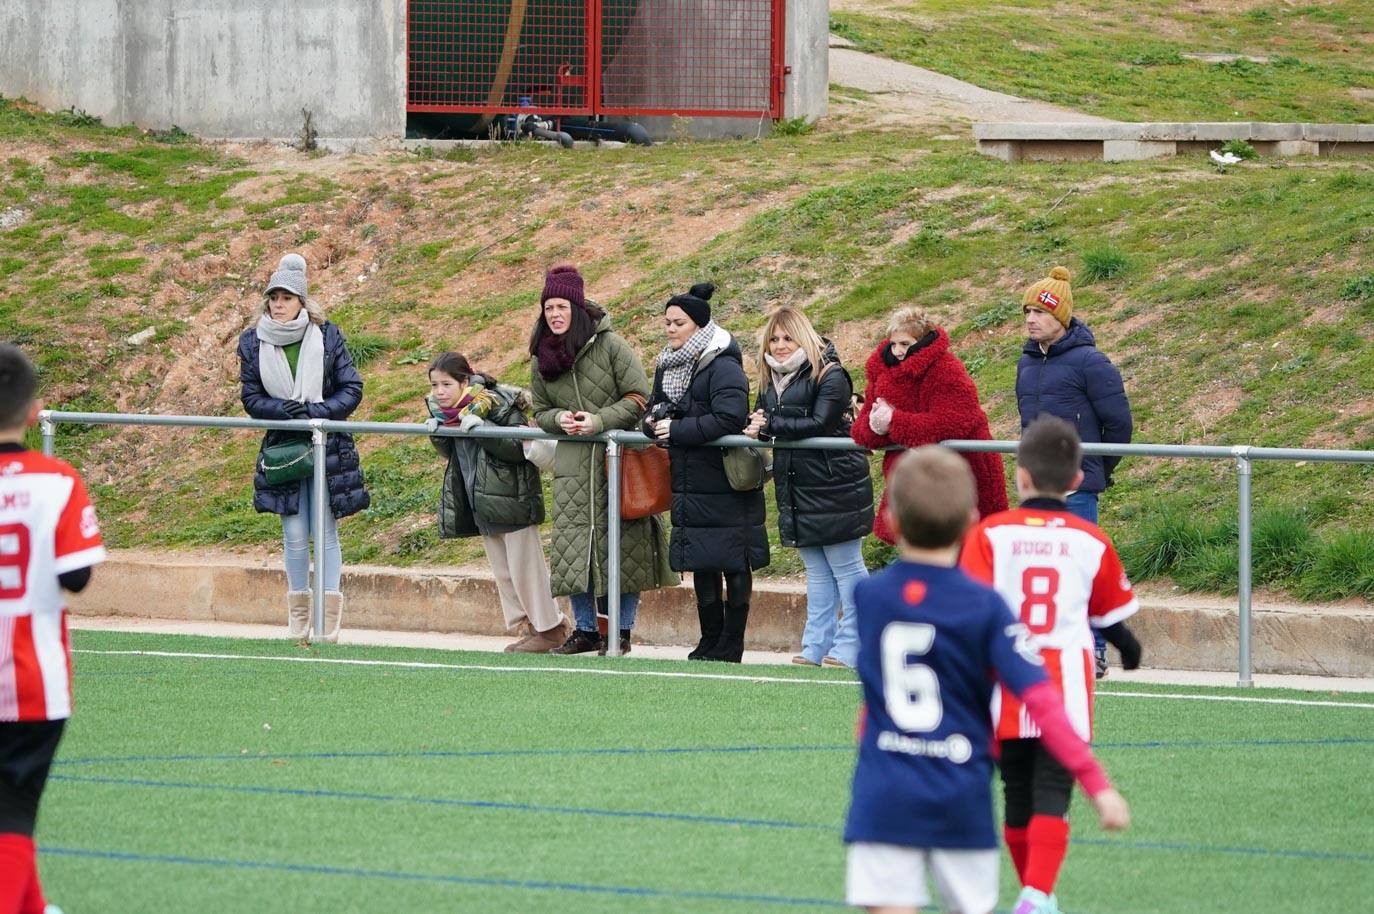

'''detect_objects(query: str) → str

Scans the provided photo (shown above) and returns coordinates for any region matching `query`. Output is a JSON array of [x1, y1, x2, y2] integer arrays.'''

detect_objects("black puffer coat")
[[239, 320, 370, 519], [758, 343, 874, 548], [644, 329, 769, 573]]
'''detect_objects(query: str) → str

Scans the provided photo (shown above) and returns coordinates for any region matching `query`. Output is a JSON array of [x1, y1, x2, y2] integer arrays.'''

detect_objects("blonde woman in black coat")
[[745, 307, 873, 668]]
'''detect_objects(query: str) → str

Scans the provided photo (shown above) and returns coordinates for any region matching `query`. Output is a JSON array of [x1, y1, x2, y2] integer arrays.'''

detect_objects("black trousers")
[[693, 569, 753, 610], [998, 737, 1074, 827], [0, 720, 66, 836]]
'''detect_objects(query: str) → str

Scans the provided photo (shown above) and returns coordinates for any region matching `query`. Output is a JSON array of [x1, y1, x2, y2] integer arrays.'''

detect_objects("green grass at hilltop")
[[831, 0, 1374, 123], [39, 629, 1374, 913], [2, 91, 1373, 595]]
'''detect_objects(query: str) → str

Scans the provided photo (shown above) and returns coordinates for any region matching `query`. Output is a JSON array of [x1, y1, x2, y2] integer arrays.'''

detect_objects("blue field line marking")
[[49, 772, 833, 832], [50, 772, 1374, 865], [53, 734, 1373, 770], [53, 743, 853, 768], [40, 846, 848, 908]]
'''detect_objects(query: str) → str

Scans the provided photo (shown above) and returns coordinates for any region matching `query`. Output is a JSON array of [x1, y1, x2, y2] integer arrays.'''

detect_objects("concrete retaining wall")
[[0, 0, 825, 143], [68, 552, 1374, 677], [0, 0, 407, 143]]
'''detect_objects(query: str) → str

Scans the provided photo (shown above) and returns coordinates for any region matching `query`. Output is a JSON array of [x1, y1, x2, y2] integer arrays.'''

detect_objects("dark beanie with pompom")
[[666, 282, 716, 327], [541, 264, 586, 309]]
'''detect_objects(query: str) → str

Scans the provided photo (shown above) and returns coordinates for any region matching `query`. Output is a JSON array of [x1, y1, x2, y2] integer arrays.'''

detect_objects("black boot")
[[703, 601, 749, 663], [688, 601, 724, 661]]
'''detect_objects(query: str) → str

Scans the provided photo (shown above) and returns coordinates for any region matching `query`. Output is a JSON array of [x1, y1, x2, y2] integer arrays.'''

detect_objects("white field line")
[[74, 649, 1374, 709]]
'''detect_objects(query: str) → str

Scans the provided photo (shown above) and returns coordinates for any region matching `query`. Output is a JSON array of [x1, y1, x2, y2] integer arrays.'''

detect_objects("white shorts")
[[846, 843, 999, 914]]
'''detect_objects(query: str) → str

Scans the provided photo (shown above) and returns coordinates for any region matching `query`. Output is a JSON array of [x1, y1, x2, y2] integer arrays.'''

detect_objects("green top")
[[283, 341, 301, 377]]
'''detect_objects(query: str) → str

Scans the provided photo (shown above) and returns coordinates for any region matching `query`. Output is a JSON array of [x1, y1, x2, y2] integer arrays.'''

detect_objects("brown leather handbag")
[[612, 393, 672, 519]]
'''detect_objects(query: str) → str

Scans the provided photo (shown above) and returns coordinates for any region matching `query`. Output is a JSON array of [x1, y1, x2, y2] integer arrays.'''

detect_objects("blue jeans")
[[281, 478, 342, 593], [571, 591, 639, 632], [797, 538, 869, 667], [1065, 491, 1105, 651], [1065, 491, 1099, 524]]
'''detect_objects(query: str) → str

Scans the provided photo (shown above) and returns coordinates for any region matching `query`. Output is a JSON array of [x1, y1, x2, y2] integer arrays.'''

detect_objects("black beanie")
[[666, 282, 715, 327]]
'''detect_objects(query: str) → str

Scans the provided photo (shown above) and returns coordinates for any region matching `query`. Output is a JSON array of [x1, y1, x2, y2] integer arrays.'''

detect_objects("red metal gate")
[[407, 0, 784, 120]]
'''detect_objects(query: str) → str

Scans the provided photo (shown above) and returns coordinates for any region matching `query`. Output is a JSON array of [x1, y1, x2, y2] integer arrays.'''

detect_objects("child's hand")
[[1090, 788, 1130, 831]]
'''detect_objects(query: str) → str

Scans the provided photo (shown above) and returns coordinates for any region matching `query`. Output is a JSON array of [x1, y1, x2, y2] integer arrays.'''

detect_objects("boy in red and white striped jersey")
[[960, 415, 1141, 914], [0, 345, 105, 914]]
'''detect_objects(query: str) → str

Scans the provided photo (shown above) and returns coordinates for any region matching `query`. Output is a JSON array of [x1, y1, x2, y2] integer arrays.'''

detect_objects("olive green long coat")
[[531, 313, 677, 598]]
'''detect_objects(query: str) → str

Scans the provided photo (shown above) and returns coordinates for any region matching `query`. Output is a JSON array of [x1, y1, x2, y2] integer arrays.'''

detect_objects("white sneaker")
[[45, 905, 66, 914], [1012, 887, 1058, 914]]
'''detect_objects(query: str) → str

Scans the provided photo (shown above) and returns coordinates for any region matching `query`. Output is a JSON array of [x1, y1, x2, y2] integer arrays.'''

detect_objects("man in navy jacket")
[[1015, 266, 1133, 675]]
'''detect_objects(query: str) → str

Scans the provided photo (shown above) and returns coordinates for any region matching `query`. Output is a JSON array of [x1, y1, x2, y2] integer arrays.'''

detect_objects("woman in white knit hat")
[[237, 253, 370, 642]]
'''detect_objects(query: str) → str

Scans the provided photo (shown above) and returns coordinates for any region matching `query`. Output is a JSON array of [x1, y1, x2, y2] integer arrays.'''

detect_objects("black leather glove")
[[281, 400, 309, 419]]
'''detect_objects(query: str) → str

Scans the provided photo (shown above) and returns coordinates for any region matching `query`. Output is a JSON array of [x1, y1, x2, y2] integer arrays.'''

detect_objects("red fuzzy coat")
[[851, 329, 1009, 544]]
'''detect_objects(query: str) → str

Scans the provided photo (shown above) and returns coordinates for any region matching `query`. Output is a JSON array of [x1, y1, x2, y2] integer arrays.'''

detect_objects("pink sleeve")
[[1020, 680, 1112, 797]]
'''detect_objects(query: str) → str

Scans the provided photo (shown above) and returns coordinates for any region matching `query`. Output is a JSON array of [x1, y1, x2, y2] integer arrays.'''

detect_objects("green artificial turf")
[[34, 630, 1374, 913]]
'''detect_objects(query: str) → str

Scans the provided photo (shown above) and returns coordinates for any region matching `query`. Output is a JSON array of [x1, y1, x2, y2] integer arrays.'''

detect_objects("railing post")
[[39, 412, 55, 457], [1234, 446, 1254, 688], [311, 421, 329, 641], [604, 432, 623, 657]]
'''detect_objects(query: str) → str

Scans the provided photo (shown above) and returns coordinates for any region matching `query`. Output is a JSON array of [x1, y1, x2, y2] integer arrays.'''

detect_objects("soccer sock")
[[1003, 824, 1030, 883], [1025, 814, 1071, 894], [0, 832, 37, 913]]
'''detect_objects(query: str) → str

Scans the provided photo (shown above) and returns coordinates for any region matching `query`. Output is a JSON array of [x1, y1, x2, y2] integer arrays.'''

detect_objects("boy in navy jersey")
[[843, 446, 1127, 914], [0, 346, 104, 914]]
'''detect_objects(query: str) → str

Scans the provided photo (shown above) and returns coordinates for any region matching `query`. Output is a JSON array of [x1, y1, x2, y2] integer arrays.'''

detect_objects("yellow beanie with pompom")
[[1022, 266, 1073, 328]]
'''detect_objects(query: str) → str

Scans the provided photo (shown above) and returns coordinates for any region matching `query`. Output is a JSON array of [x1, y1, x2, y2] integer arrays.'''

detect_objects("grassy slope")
[[44, 630, 1374, 913], [2, 27, 1373, 595], [831, 0, 1374, 122]]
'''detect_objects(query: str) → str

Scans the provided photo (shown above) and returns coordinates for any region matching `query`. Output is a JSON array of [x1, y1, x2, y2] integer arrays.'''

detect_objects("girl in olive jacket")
[[427, 352, 566, 653]]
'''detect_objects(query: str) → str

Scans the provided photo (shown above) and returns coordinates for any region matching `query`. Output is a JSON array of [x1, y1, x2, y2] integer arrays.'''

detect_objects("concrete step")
[[974, 121, 1374, 162], [69, 550, 1374, 678]]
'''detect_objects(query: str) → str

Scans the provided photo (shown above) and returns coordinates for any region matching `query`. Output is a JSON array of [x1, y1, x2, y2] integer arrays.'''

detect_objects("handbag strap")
[[622, 392, 648, 411]]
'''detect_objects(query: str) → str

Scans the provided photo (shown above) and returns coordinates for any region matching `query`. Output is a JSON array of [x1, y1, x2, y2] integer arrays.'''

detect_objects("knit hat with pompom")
[[665, 282, 716, 328], [541, 264, 586, 310], [266, 253, 309, 301], [1022, 266, 1073, 328]]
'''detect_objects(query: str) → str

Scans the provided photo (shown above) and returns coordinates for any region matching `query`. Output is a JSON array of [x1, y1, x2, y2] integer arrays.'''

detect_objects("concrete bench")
[[974, 122, 1374, 162]]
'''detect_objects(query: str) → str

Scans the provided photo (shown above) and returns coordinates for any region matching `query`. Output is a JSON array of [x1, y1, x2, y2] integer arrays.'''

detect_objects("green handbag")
[[259, 435, 315, 486], [723, 445, 770, 492]]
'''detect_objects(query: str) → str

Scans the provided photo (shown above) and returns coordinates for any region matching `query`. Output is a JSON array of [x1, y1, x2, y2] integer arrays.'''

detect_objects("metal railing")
[[38, 409, 1374, 685]]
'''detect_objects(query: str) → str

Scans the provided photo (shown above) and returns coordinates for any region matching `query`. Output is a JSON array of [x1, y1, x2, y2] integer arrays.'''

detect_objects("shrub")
[[1338, 273, 1374, 301], [1295, 531, 1374, 600], [1221, 139, 1258, 160], [1081, 245, 1130, 282], [345, 333, 392, 369], [1251, 507, 1317, 585]]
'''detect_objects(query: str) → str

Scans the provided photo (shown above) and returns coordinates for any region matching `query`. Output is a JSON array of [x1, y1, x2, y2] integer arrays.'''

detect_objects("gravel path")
[[828, 40, 1114, 126]]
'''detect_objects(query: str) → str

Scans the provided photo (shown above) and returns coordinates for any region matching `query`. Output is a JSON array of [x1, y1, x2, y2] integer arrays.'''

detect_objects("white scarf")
[[256, 311, 325, 403], [765, 348, 809, 395]]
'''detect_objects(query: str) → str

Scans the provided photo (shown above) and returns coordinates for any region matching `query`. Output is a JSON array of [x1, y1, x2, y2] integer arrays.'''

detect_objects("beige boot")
[[320, 591, 344, 644], [287, 591, 312, 641]]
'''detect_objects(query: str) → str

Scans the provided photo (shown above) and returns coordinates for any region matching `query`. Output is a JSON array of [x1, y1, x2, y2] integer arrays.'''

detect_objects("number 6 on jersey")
[[880, 622, 943, 732]]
